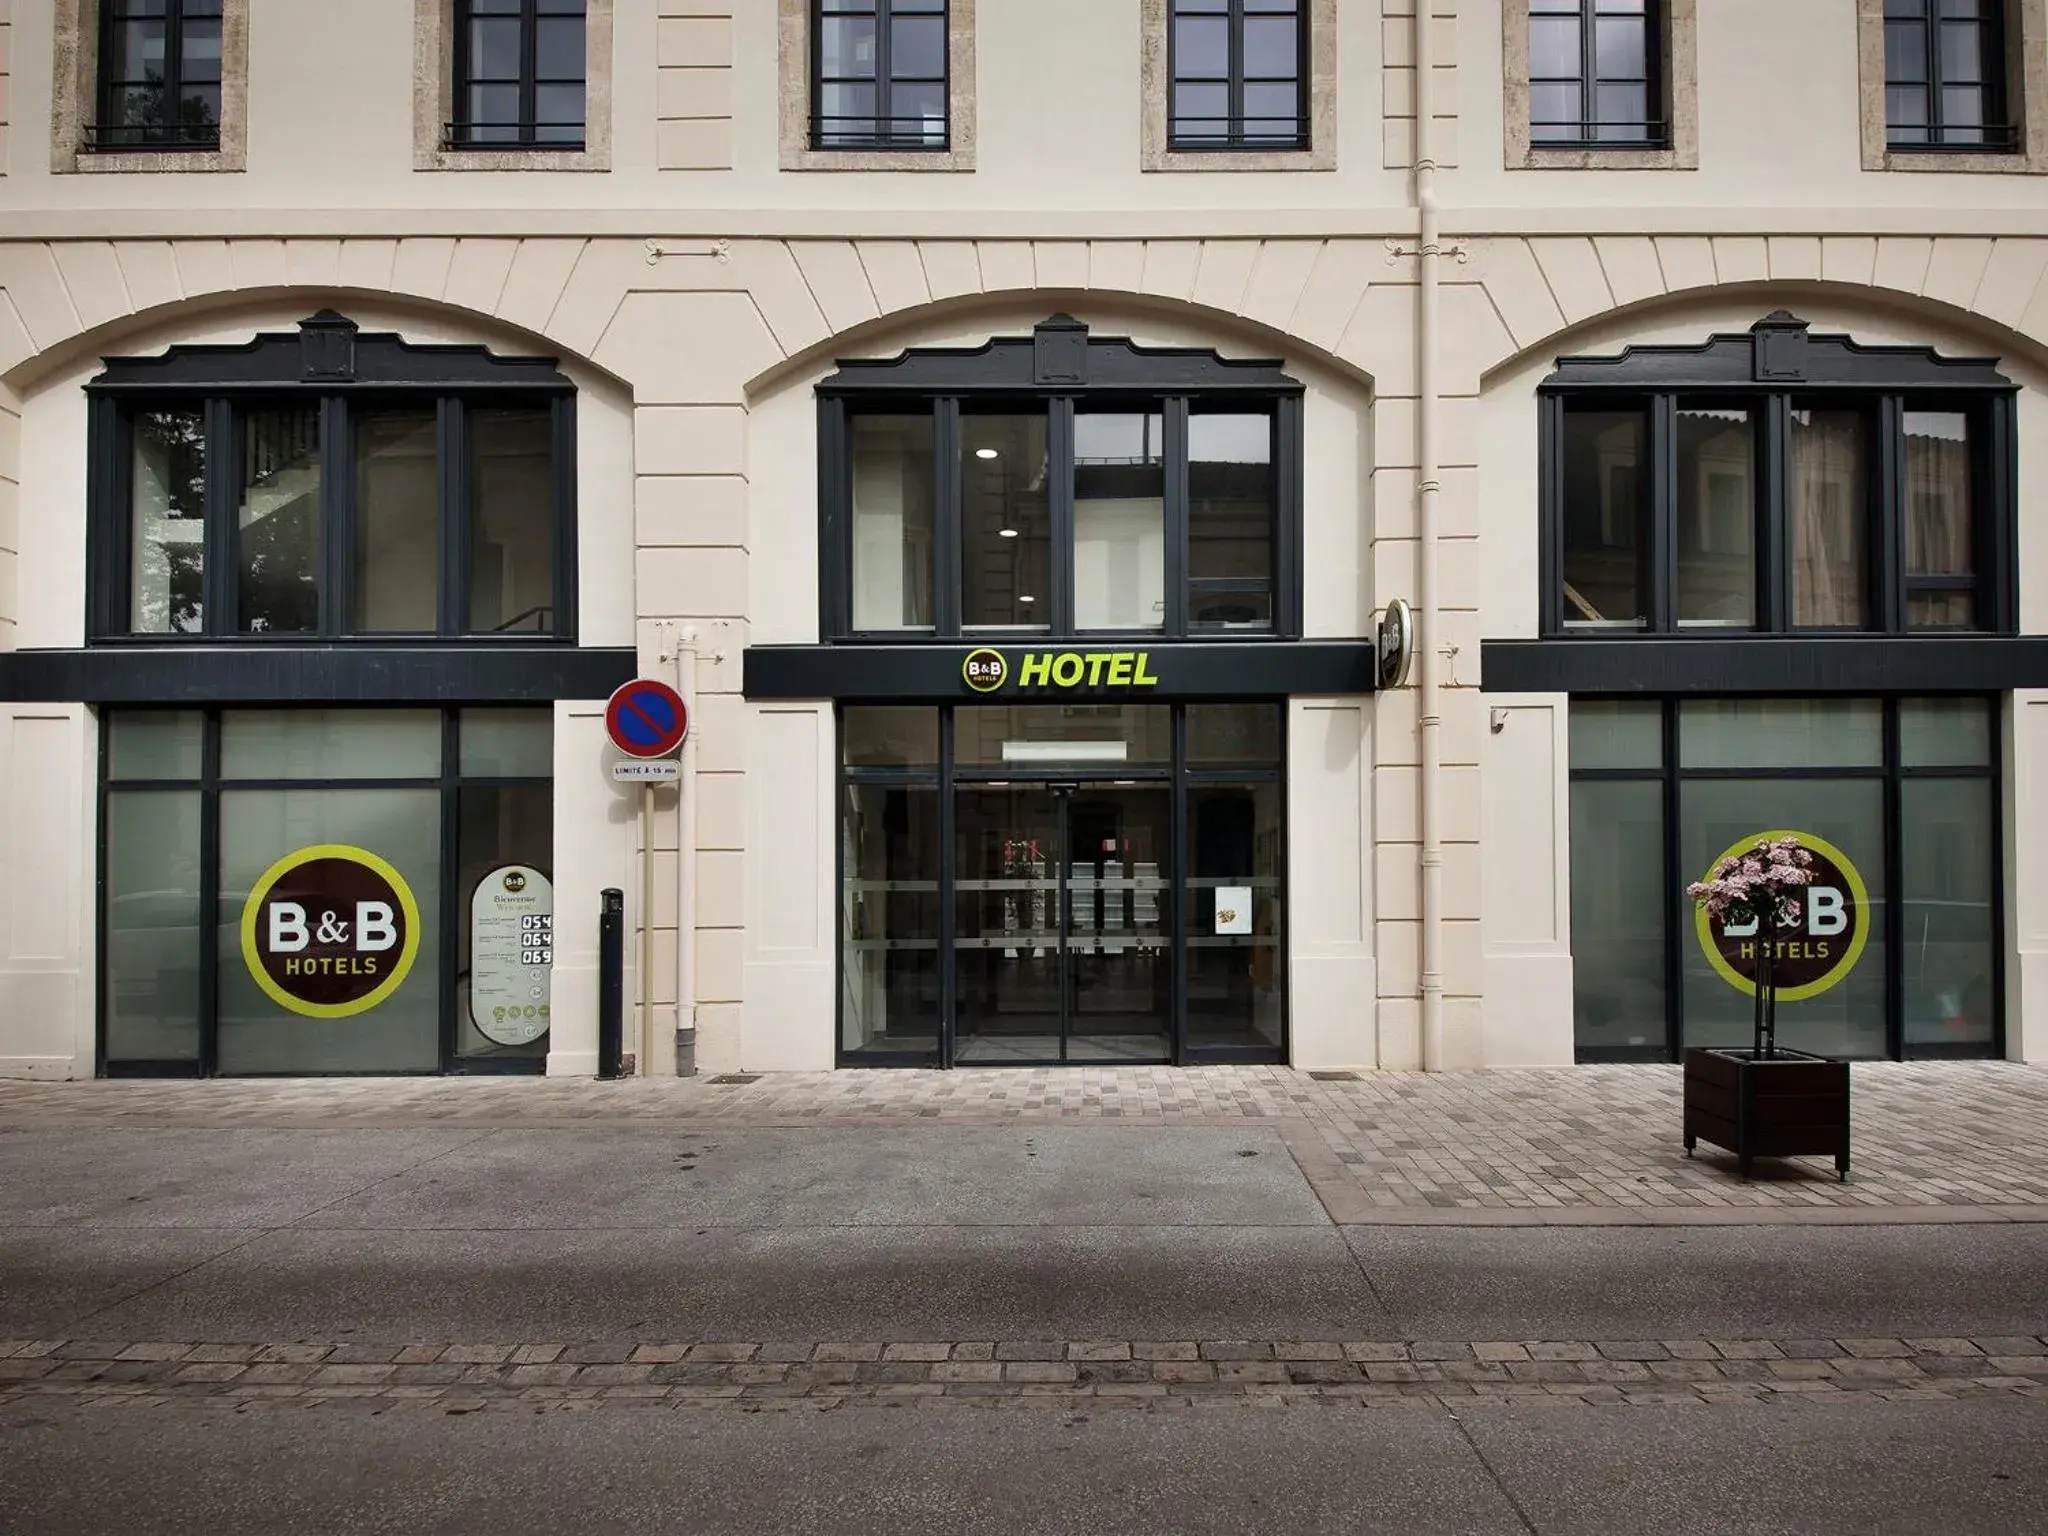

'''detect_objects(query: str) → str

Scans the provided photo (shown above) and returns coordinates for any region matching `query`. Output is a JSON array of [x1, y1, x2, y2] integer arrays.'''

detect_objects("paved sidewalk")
[[5, 1062, 2048, 1220]]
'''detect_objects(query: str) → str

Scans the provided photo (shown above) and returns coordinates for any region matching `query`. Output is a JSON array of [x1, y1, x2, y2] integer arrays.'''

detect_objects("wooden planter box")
[[1682, 1047, 1851, 1182]]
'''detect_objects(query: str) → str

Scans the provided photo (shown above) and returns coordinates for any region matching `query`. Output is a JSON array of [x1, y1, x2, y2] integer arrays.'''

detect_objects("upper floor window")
[[90, 314, 578, 644], [811, 0, 949, 150], [92, 0, 224, 151], [820, 318, 1303, 641], [1527, 0, 1664, 148], [1168, 0, 1309, 150], [1542, 314, 2015, 638], [1883, 0, 2014, 150], [450, 0, 588, 149]]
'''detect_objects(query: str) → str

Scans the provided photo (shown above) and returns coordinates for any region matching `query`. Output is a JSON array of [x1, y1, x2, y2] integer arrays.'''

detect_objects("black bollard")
[[597, 887, 625, 1080]]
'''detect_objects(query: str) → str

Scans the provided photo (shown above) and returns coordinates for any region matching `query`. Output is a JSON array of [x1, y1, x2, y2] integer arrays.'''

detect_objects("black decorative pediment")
[[90, 313, 572, 394], [1541, 313, 2012, 393], [819, 315, 1302, 396]]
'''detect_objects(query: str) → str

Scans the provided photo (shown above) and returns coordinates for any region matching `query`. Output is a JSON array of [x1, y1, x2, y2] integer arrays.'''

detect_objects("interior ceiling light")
[[1018, 594, 1036, 603], [999, 527, 1021, 538], [975, 447, 1000, 459]]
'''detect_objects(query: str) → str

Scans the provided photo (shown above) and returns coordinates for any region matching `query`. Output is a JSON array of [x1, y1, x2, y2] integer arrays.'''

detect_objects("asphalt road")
[[2, 1122, 2045, 1534]]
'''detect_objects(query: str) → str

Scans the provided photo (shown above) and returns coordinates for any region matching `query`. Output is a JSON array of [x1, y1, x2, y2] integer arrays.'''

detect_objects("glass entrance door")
[[953, 783, 1171, 1064]]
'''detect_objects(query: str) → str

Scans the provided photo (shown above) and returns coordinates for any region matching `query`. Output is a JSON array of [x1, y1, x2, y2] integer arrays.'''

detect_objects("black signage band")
[[742, 642, 1379, 702]]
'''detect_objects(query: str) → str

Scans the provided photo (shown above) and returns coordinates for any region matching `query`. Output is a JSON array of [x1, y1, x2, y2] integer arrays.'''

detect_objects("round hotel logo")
[[240, 844, 422, 1018], [962, 647, 1008, 693], [1694, 830, 1870, 1002]]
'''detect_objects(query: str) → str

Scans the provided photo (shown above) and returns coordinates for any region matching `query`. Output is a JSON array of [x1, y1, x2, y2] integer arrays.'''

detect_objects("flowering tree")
[[1686, 835, 1816, 1059]]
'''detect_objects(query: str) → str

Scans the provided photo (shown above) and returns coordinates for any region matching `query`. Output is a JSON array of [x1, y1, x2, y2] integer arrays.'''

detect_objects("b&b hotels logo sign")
[[1694, 829, 1871, 1001], [962, 647, 1160, 694], [240, 844, 422, 1018]]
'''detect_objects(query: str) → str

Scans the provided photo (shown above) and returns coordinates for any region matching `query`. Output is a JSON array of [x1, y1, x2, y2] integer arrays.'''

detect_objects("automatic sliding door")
[[1065, 787, 1172, 1062], [954, 786, 1065, 1063]]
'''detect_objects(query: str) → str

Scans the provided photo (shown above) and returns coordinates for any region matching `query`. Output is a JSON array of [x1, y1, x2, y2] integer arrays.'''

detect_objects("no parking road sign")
[[605, 678, 689, 759]]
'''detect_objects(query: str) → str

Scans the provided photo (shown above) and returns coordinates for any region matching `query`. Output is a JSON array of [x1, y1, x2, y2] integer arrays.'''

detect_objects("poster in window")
[[1214, 885, 1252, 936], [471, 865, 553, 1046]]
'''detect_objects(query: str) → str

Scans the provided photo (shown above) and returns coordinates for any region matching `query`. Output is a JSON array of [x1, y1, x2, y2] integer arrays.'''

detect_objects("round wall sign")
[[1377, 598, 1415, 689], [239, 844, 423, 1019], [1694, 830, 1871, 1002], [962, 647, 1008, 693]]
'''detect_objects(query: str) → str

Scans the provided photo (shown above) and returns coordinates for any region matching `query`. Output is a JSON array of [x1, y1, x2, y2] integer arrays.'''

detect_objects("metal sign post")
[[604, 679, 690, 1078]]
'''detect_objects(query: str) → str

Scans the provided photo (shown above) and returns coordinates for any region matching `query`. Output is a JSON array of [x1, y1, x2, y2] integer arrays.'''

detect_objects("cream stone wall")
[[1, 0, 2047, 1072]]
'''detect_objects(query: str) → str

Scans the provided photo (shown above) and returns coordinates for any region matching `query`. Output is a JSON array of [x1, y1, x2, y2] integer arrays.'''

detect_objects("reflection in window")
[[850, 414, 934, 631], [1528, 0, 1661, 147], [953, 705, 1173, 769], [354, 407, 441, 633], [960, 413, 1050, 630], [1169, 0, 1309, 150], [1188, 413, 1275, 631], [813, 0, 949, 149], [1674, 404, 1754, 627], [1904, 410, 1974, 629], [95, 0, 224, 150], [237, 407, 321, 634], [1559, 408, 1646, 627], [1073, 412, 1165, 631], [841, 783, 942, 1057], [1790, 409, 1868, 627], [130, 409, 207, 635], [468, 406, 556, 633], [453, 0, 587, 148]]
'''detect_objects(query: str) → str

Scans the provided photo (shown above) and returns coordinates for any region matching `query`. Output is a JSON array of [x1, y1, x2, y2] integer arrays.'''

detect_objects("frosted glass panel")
[[221, 710, 442, 780], [104, 790, 203, 1062], [1679, 699, 1882, 769]]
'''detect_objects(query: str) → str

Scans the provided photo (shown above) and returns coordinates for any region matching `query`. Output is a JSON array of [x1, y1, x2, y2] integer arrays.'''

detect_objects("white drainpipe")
[[1413, 0, 1446, 1071]]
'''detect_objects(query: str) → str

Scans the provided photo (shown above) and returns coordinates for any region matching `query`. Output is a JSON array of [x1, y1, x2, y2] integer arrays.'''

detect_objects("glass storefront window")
[[237, 406, 322, 634], [101, 708, 555, 1076], [1187, 412, 1275, 632], [961, 412, 1051, 630], [129, 409, 207, 635], [1674, 404, 1755, 628], [1900, 778, 1996, 1050], [1186, 704, 1283, 767], [1072, 411, 1165, 631], [841, 707, 940, 769], [841, 783, 942, 1059], [1900, 698, 1991, 768], [1679, 699, 1882, 769], [1569, 779, 1667, 1053], [1568, 699, 1660, 770], [354, 407, 441, 633], [1185, 782, 1284, 1051], [954, 705, 1172, 770], [467, 406, 557, 634], [849, 413, 935, 632]]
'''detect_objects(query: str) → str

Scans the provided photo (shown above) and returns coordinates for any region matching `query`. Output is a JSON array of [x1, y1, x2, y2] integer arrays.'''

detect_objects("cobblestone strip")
[[3, 1337, 2045, 1411]]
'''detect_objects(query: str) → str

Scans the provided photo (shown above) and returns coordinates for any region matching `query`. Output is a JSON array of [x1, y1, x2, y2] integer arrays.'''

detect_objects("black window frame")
[[449, 0, 589, 151], [87, 312, 580, 647], [1568, 695, 2003, 1065], [98, 705, 557, 1079], [809, 0, 952, 152], [90, 0, 225, 152], [1539, 313, 2017, 640], [818, 317, 1305, 644], [1882, 0, 2017, 152], [1527, 0, 1667, 151], [1166, 0, 1312, 152]]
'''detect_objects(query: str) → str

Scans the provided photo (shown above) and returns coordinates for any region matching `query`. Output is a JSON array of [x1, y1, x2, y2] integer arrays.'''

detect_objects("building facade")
[[0, 0, 2045, 1078]]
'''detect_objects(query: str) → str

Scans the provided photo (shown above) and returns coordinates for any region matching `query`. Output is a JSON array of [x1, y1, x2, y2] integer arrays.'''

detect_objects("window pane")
[[1908, 591, 1976, 627], [464, 84, 521, 140], [1594, 83, 1648, 139], [1679, 699, 1883, 769], [1939, 19, 1985, 81], [820, 15, 878, 78], [535, 17, 585, 79], [891, 14, 945, 78], [1529, 15, 1581, 81], [819, 82, 877, 142], [1530, 81, 1583, 139], [221, 708, 442, 780], [180, 17, 223, 84], [104, 790, 203, 1063], [534, 85, 585, 140], [237, 407, 321, 635], [1901, 698, 1991, 767], [1186, 703, 1283, 767], [1885, 19, 1928, 85], [455, 783, 554, 1061], [1904, 410, 1972, 580], [1189, 412, 1274, 632], [1569, 699, 1662, 770], [1174, 14, 1229, 77], [1172, 81, 1229, 139], [106, 19, 166, 85], [468, 406, 556, 633], [467, 16, 522, 80], [216, 787, 441, 1073], [459, 708, 554, 777], [354, 407, 440, 633], [841, 706, 939, 769], [1571, 779, 1667, 1053], [1790, 409, 1868, 627], [961, 413, 1050, 630], [850, 414, 934, 631], [1680, 779, 1887, 1059], [108, 710, 204, 780], [129, 409, 207, 635], [954, 705, 1172, 770], [1186, 782, 1285, 1051], [1244, 16, 1299, 78], [1674, 405, 1754, 628], [841, 783, 942, 1059], [1901, 778, 1996, 1050], [1559, 409, 1645, 628], [1073, 411, 1165, 631], [1594, 13, 1645, 77], [891, 81, 947, 142]]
